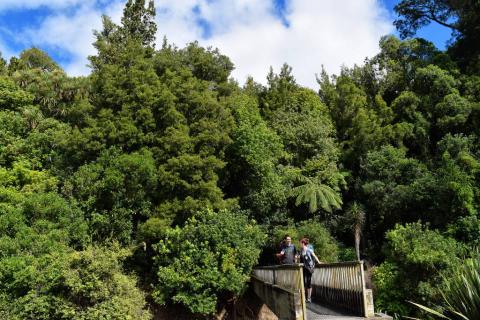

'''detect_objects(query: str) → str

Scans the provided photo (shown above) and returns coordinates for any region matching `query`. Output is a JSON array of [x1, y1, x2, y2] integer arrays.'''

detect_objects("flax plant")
[[410, 255, 480, 320]]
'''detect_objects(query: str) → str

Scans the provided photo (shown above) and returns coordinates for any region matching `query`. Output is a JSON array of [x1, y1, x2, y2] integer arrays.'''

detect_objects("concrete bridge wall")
[[251, 276, 304, 320], [251, 265, 307, 320]]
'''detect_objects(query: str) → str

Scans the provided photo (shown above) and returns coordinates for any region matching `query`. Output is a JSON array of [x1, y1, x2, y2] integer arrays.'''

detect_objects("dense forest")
[[0, 0, 479, 319]]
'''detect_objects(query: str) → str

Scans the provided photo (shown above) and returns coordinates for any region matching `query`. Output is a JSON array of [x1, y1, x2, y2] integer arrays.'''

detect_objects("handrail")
[[315, 261, 362, 268], [253, 264, 305, 270]]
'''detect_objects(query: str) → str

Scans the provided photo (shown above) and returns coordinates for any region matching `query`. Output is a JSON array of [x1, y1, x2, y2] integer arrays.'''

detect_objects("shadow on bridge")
[[244, 262, 391, 320]]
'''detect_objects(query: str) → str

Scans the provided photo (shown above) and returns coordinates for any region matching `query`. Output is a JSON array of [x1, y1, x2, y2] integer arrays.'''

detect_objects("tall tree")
[[121, 0, 156, 46], [225, 92, 287, 222], [262, 65, 345, 220], [394, 0, 480, 72]]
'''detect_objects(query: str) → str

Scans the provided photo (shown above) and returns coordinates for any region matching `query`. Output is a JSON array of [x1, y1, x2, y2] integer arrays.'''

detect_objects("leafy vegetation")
[[153, 209, 264, 315], [411, 254, 480, 320], [270, 219, 339, 263], [372, 223, 463, 315], [0, 0, 479, 318]]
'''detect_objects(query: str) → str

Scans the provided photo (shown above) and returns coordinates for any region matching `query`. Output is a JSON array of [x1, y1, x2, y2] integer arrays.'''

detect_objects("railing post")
[[360, 260, 375, 317], [298, 265, 307, 320]]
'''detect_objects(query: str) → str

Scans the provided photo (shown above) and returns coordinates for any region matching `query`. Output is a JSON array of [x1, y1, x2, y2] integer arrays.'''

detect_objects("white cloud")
[[152, 0, 392, 88], [19, 1, 124, 76], [0, 39, 15, 60], [0, 26, 18, 60], [0, 0, 88, 10], [6, 0, 393, 88]]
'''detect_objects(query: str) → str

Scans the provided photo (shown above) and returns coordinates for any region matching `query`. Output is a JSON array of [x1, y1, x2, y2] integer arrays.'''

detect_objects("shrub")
[[411, 254, 480, 319], [338, 246, 357, 262], [271, 218, 339, 262], [372, 222, 463, 317], [153, 209, 265, 315], [0, 244, 151, 320]]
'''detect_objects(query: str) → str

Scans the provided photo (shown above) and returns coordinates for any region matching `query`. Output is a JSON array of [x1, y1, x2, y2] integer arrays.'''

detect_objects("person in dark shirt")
[[299, 238, 321, 302], [277, 235, 297, 264]]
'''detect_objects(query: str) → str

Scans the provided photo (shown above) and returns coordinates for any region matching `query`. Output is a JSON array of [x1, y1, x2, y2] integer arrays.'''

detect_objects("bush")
[[338, 246, 357, 262], [0, 244, 151, 320], [372, 261, 409, 316], [153, 209, 265, 315], [411, 254, 480, 319], [271, 218, 339, 262], [372, 222, 463, 317]]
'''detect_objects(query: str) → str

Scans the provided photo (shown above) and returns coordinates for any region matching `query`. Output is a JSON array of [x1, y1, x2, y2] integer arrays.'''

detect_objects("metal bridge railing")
[[312, 261, 374, 317]]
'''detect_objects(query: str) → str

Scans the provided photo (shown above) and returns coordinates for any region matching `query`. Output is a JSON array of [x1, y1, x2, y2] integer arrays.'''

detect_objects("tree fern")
[[290, 175, 342, 213]]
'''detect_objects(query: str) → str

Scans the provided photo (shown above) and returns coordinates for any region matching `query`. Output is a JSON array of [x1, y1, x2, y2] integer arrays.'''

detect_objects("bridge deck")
[[306, 302, 364, 320]]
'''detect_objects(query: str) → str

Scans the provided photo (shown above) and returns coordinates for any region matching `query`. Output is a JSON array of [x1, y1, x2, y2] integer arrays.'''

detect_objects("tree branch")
[[426, 8, 459, 31]]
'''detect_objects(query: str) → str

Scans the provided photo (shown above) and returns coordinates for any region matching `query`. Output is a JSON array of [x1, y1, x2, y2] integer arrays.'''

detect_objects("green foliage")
[[1, 0, 480, 315], [337, 246, 357, 262], [0, 166, 149, 319], [411, 254, 480, 320], [15, 48, 62, 73], [86, 10, 236, 226], [373, 262, 409, 316], [0, 244, 151, 320], [121, 0, 156, 46], [271, 219, 339, 263], [413, 65, 457, 107], [290, 175, 342, 214], [319, 71, 408, 172], [0, 168, 88, 254], [360, 146, 434, 247], [226, 92, 287, 220], [153, 209, 265, 315], [267, 87, 335, 166], [373, 222, 463, 316], [448, 215, 480, 247], [385, 223, 461, 268], [346, 201, 366, 260], [394, 0, 456, 39], [65, 148, 157, 243], [262, 66, 345, 221], [0, 76, 34, 110], [180, 41, 235, 84], [394, 0, 480, 72], [434, 134, 479, 217], [262, 67, 340, 170]]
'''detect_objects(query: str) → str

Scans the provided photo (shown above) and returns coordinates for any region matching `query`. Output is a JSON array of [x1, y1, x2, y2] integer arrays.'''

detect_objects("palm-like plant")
[[347, 201, 365, 261], [410, 255, 480, 320], [290, 175, 342, 214]]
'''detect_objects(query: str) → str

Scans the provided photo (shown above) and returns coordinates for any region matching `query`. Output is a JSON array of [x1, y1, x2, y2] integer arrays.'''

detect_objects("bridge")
[[240, 261, 391, 320]]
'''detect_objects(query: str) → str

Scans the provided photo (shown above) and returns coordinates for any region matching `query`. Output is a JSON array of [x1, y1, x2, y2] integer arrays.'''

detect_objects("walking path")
[[306, 303, 364, 320]]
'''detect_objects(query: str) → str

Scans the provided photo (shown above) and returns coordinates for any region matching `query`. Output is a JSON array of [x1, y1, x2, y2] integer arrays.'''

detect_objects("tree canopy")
[[0, 0, 479, 318]]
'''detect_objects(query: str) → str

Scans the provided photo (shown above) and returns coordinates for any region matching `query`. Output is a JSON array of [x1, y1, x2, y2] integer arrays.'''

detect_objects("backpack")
[[301, 249, 315, 274]]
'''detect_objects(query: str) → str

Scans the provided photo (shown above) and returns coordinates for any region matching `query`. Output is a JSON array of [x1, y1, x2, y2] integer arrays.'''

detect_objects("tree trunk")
[[354, 227, 361, 260]]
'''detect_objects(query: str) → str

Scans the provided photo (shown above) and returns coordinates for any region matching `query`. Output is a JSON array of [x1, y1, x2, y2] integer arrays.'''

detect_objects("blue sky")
[[0, 0, 453, 87], [381, 0, 453, 50]]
